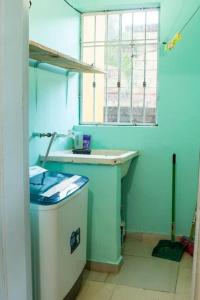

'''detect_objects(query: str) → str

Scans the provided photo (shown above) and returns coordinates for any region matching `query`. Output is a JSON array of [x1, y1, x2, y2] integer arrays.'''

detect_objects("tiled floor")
[[106, 255, 178, 292], [76, 237, 193, 300]]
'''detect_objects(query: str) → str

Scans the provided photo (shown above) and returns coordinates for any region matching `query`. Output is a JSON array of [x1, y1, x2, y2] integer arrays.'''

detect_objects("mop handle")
[[171, 154, 176, 242]]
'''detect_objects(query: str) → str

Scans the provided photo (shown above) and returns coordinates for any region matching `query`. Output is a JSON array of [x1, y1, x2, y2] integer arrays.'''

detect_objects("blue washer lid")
[[30, 171, 89, 205]]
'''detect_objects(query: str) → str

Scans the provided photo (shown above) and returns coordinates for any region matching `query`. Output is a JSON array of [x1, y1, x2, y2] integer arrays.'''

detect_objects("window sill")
[[78, 122, 158, 128]]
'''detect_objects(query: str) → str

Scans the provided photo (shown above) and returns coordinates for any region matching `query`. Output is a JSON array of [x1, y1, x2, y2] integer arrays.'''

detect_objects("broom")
[[152, 154, 185, 262]]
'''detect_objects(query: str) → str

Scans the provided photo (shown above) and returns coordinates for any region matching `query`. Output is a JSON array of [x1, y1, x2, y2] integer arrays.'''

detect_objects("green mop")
[[152, 154, 185, 262]]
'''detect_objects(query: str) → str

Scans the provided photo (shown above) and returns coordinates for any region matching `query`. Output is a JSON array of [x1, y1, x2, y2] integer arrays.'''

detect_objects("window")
[[81, 9, 159, 125]]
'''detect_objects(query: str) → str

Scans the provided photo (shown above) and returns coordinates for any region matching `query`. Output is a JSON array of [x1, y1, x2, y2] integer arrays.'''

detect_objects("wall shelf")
[[29, 41, 105, 74]]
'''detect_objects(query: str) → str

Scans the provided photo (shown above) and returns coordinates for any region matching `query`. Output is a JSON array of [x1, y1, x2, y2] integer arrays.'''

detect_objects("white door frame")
[[192, 165, 200, 300], [0, 0, 32, 299]]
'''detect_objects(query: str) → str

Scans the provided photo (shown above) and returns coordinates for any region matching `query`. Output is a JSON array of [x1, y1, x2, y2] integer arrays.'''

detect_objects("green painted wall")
[[29, 0, 80, 165], [29, 0, 200, 239], [74, 0, 200, 236]]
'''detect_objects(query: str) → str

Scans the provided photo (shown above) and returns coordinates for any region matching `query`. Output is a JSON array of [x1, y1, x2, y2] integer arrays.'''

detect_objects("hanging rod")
[[63, 0, 82, 14]]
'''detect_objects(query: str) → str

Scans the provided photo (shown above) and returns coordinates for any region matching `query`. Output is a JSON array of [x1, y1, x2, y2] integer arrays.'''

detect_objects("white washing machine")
[[30, 167, 89, 300]]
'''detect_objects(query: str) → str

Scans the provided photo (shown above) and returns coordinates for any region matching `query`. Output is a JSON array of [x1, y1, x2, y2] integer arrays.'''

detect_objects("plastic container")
[[83, 135, 91, 150], [74, 132, 83, 150]]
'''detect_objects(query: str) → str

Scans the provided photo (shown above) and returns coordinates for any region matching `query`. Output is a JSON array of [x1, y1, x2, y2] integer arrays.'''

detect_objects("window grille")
[[81, 8, 159, 125]]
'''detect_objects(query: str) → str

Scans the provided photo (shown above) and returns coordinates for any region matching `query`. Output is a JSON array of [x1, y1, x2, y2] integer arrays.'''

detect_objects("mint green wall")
[[29, 0, 80, 165], [74, 0, 200, 236], [29, 0, 200, 238]]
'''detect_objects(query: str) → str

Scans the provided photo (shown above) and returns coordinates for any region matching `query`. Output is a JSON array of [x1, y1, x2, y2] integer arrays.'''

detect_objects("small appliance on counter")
[[73, 134, 91, 154]]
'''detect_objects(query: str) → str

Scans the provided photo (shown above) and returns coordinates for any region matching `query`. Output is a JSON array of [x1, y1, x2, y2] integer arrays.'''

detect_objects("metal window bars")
[[81, 8, 159, 125]]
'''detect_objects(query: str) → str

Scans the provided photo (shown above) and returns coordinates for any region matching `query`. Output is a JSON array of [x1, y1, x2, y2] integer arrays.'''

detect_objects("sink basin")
[[41, 149, 139, 165], [41, 149, 139, 178]]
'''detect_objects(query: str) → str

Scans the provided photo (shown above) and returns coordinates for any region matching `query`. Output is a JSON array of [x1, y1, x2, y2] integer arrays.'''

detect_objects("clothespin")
[[164, 32, 182, 51]]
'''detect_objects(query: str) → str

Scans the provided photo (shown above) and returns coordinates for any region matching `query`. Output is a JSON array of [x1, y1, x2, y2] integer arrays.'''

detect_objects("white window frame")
[[80, 8, 160, 126]]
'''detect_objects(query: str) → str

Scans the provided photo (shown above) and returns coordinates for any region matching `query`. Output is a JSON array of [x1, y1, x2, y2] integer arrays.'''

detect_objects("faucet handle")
[[40, 133, 53, 138]]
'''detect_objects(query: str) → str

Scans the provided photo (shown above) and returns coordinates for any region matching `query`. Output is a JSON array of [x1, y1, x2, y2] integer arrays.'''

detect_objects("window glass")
[[122, 13, 132, 40], [83, 47, 94, 65], [96, 15, 106, 42], [83, 16, 95, 43], [133, 12, 145, 40], [82, 74, 94, 122], [82, 9, 159, 125], [146, 10, 159, 40], [108, 14, 120, 41]]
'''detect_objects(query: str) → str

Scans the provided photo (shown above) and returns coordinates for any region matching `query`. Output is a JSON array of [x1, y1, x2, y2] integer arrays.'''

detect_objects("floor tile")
[[157, 291, 174, 300], [142, 234, 167, 245], [179, 253, 193, 269], [123, 238, 154, 257], [106, 256, 179, 293], [143, 289, 161, 300], [110, 284, 160, 300], [83, 269, 108, 282], [176, 266, 192, 294], [76, 281, 115, 300], [126, 233, 143, 241], [173, 294, 190, 300], [76, 238, 193, 299]]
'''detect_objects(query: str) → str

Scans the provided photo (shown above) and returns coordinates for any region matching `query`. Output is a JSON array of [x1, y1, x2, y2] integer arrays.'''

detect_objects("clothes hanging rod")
[[163, 5, 200, 45], [81, 6, 160, 14], [64, 0, 82, 14], [180, 5, 200, 33]]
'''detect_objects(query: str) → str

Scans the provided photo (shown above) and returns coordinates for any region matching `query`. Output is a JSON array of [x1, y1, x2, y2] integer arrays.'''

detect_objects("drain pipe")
[[41, 132, 57, 167]]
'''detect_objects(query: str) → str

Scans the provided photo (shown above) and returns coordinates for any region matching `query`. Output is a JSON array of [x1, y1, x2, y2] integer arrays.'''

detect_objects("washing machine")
[[29, 166, 89, 300]]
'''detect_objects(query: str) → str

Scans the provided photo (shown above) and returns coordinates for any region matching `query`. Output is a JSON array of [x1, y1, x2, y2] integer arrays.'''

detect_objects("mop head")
[[180, 236, 194, 256], [152, 240, 185, 262]]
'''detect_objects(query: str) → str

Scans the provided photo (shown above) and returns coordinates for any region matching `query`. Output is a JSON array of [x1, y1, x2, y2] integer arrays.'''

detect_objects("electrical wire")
[[64, 0, 82, 14], [180, 5, 200, 33]]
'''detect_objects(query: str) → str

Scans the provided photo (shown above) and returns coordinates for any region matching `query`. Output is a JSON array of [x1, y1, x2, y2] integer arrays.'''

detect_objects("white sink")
[[41, 149, 138, 166], [41, 149, 139, 178]]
